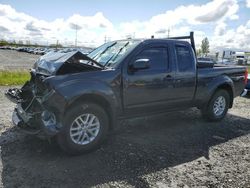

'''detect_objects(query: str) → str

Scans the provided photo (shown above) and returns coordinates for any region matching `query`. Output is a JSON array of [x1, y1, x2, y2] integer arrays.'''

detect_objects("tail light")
[[245, 68, 248, 85]]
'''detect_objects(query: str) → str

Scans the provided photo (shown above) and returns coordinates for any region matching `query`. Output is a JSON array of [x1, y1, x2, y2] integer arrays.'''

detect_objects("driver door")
[[122, 43, 176, 115]]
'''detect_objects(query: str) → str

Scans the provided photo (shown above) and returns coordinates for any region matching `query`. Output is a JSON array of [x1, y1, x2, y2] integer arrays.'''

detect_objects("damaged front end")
[[5, 72, 62, 138], [5, 51, 100, 138]]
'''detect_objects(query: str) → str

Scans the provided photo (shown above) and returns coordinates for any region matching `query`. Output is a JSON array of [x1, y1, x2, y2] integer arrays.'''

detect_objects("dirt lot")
[[0, 49, 39, 70], [0, 50, 250, 188]]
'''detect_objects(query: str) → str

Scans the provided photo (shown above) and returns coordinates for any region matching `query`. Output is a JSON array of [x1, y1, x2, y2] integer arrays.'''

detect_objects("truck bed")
[[195, 65, 246, 106]]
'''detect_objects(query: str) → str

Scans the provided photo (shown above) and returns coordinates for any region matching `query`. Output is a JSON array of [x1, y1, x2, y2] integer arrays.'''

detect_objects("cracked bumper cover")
[[12, 103, 60, 137], [6, 87, 65, 138]]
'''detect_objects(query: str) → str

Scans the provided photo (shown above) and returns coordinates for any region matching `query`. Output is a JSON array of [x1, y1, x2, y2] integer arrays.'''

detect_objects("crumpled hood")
[[33, 51, 99, 75]]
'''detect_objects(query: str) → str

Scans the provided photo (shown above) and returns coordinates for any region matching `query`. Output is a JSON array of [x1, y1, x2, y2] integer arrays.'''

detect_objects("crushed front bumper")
[[6, 87, 61, 138], [12, 106, 41, 135], [12, 104, 60, 137]]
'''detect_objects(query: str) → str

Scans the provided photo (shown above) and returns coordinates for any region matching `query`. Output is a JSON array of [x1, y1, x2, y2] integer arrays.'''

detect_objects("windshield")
[[87, 40, 141, 68]]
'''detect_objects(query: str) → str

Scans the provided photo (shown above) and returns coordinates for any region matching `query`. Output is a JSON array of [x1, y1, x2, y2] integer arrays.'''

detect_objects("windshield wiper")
[[92, 42, 117, 61], [104, 41, 130, 67]]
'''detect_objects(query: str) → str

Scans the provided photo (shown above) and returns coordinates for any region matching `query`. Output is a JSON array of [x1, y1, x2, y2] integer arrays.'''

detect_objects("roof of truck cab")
[[114, 38, 191, 46]]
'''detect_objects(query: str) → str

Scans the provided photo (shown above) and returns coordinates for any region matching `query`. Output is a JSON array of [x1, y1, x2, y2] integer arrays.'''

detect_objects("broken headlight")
[[41, 110, 56, 127]]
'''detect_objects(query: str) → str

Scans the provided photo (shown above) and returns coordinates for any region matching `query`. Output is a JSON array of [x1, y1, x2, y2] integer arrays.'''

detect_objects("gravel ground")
[[0, 50, 250, 187], [0, 49, 39, 70], [0, 88, 250, 188]]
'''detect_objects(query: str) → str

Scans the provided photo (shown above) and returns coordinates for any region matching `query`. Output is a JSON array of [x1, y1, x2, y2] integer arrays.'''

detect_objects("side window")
[[135, 47, 168, 71], [176, 45, 193, 72]]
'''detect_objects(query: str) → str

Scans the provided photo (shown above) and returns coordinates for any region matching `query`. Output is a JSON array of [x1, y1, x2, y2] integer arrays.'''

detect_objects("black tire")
[[246, 91, 250, 98], [201, 89, 230, 122], [57, 103, 109, 155]]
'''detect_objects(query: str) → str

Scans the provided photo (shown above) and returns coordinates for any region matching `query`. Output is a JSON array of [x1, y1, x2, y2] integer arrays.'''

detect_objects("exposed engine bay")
[[5, 51, 101, 137]]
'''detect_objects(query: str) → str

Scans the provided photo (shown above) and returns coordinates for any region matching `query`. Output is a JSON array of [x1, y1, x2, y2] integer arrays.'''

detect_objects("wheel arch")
[[65, 94, 115, 130], [216, 84, 234, 108]]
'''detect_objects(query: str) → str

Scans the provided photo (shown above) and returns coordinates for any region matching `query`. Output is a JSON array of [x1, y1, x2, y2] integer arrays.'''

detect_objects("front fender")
[[55, 79, 120, 116]]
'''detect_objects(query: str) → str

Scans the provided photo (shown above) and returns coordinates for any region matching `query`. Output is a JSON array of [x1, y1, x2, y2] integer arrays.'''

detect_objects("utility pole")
[[75, 25, 78, 47], [104, 35, 107, 43], [167, 28, 170, 38]]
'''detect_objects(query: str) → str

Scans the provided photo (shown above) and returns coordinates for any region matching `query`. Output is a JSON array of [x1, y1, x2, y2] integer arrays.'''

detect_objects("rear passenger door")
[[174, 43, 196, 105]]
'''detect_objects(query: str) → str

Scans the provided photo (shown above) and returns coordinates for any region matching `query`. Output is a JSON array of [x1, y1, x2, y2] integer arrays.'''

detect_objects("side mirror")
[[130, 58, 150, 71]]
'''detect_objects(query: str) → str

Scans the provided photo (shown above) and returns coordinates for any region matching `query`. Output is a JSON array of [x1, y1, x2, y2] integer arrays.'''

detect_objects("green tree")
[[201, 37, 210, 56], [197, 49, 202, 57], [0, 39, 8, 46]]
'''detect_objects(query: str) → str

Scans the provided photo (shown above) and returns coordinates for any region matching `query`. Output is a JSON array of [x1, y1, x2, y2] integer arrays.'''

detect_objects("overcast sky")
[[0, 0, 249, 51]]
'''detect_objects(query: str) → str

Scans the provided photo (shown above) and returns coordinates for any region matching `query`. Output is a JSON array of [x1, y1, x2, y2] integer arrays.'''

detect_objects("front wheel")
[[57, 103, 109, 155], [201, 90, 230, 121]]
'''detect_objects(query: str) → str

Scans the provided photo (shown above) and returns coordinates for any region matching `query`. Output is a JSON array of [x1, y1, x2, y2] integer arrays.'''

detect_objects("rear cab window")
[[175, 44, 194, 72]]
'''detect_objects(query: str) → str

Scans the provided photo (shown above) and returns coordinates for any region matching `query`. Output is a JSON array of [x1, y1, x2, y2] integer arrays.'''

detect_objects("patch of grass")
[[247, 65, 250, 73], [0, 70, 30, 85]]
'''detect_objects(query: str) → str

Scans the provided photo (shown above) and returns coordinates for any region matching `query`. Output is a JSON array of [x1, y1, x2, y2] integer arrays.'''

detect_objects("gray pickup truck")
[[6, 32, 248, 154]]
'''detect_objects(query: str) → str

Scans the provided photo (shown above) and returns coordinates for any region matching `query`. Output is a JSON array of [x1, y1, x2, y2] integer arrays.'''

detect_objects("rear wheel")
[[201, 89, 230, 121], [57, 103, 109, 155]]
